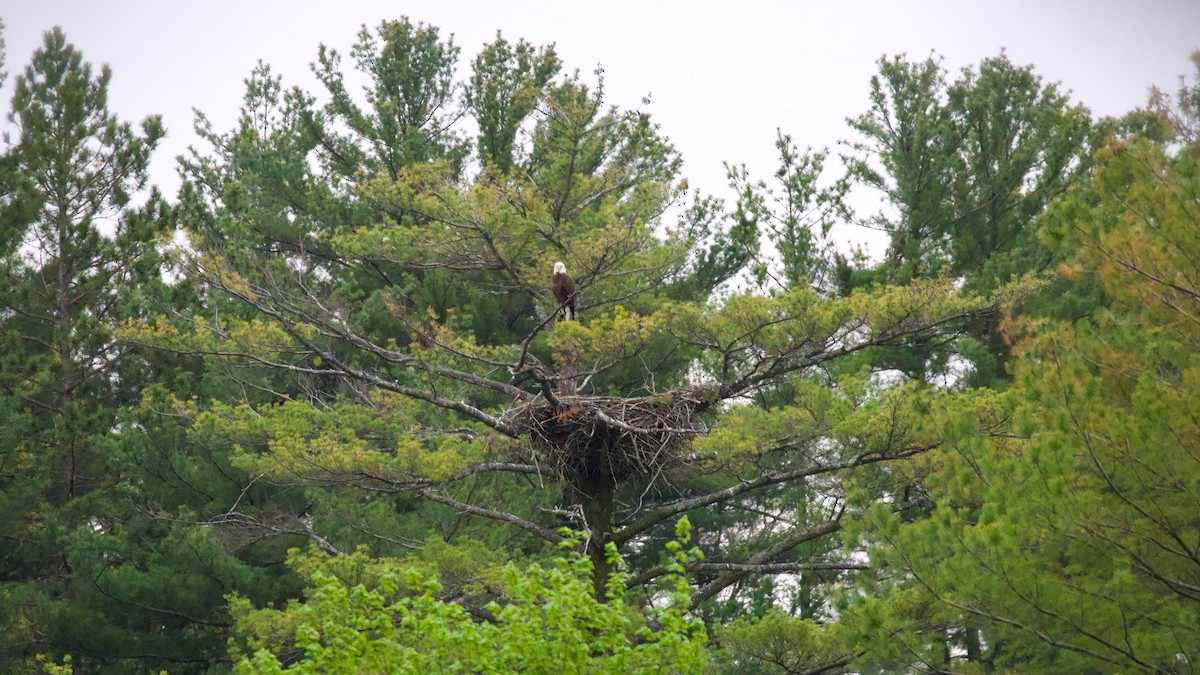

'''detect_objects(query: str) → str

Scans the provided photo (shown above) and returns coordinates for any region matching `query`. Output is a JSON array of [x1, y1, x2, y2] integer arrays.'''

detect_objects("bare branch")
[[688, 496, 928, 607], [301, 514, 342, 556], [613, 445, 934, 546], [418, 488, 565, 545], [198, 269, 525, 436], [627, 560, 866, 590], [690, 520, 844, 606]]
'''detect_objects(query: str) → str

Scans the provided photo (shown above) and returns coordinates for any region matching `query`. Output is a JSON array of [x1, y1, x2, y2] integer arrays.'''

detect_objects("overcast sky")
[[3, 1, 1198, 255]]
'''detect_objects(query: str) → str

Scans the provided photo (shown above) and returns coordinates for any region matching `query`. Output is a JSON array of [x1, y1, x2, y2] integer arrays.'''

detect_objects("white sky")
[[2, 1, 1198, 256]]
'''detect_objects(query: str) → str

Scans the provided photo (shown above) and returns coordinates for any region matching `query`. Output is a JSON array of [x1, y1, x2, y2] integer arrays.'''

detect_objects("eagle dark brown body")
[[551, 261, 577, 321]]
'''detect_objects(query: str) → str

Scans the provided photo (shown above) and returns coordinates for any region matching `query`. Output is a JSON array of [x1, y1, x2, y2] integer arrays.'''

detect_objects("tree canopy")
[[0, 19, 1196, 675]]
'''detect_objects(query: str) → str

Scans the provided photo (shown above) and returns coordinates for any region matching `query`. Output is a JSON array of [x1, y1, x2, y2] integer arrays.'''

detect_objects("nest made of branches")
[[503, 388, 714, 486]]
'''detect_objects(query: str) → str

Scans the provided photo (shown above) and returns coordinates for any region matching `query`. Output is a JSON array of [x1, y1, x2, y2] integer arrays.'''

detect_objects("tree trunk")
[[574, 476, 615, 601], [964, 623, 984, 668], [56, 212, 77, 499]]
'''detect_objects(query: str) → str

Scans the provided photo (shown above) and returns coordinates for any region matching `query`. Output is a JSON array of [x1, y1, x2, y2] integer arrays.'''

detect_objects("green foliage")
[[467, 33, 561, 171], [8, 15, 1192, 675], [723, 131, 847, 292], [843, 51, 1093, 384], [234, 522, 707, 674], [707, 610, 852, 674], [852, 120, 1200, 672], [846, 51, 1090, 288], [140, 30, 1029, 674], [845, 53, 955, 282], [312, 18, 468, 178], [0, 26, 190, 673]]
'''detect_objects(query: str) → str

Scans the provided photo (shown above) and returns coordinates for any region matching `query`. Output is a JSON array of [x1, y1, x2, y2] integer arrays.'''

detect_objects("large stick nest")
[[503, 388, 714, 486]]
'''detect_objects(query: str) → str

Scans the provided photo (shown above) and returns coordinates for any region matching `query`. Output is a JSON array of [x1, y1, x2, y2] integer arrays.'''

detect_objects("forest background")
[[1, 3, 1199, 673]]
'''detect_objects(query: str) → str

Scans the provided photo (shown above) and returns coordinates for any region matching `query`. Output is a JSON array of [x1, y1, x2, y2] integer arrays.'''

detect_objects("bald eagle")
[[551, 261, 577, 321]]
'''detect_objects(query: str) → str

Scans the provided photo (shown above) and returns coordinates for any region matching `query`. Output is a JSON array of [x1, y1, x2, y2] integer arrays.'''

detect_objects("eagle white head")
[[553, 261, 567, 275]]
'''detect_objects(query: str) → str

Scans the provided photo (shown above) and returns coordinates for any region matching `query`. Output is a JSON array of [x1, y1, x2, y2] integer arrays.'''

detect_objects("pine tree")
[[131, 22, 1009, 627], [0, 26, 176, 671], [842, 52, 1092, 384], [850, 67, 1200, 671]]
